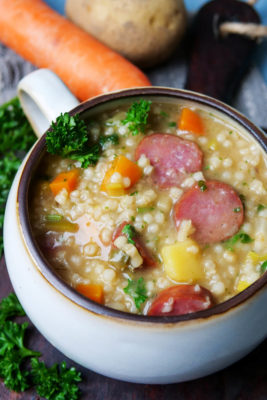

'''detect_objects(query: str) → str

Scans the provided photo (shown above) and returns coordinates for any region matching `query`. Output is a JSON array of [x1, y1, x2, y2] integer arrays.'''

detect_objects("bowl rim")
[[17, 86, 267, 324]]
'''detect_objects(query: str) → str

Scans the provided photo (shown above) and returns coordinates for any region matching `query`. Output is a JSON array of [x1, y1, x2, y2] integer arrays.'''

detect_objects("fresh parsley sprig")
[[46, 113, 88, 158], [0, 321, 40, 392], [0, 292, 25, 325], [0, 293, 82, 398], [124, 277, 148, 310], [31, 359, 82, 400], [121, 99, 151, 136], [0, 97, 36, 257], [0, 97, 36, 153], [46, 113, 119, 168]]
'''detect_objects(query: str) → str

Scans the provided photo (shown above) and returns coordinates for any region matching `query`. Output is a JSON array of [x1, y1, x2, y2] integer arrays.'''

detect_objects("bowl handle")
[[18, 69, 80, 138]]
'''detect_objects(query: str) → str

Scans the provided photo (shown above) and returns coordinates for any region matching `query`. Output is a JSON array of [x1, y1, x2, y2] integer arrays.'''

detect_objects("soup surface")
[[30, 99, 267, 316]]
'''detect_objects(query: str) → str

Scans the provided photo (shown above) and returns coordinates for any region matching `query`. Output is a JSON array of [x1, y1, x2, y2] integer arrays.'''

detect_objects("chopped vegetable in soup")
[[30, 99, 267, 316]]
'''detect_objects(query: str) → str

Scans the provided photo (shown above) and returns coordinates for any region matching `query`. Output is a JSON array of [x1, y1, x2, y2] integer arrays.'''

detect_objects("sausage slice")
[[135, 133, 203, 188], [173, 180, 244, 244], [148, 284, 215, 316]]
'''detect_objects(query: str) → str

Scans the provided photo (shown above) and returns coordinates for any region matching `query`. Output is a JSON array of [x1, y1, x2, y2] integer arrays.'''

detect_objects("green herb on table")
[[0, 97, 36, 153], [0, 293, 82, 398], [224, 232, 254, 251], [0, 292, 25, 324], [46, 112, 119, 168], [124, 277, 148, 310], [122, 224, 136, 245], [121, 99, 151, 136], [0, 97, 36, 257], [0, 321, 40, 392], [31, 359, 82, 400], [0, 154, 21, 254], [0, 294, 40, 392], [260, 260, 267, 274]]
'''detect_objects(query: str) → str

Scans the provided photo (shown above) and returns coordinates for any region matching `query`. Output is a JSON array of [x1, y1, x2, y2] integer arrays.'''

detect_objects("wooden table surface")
[[0, 256, 267, 400]]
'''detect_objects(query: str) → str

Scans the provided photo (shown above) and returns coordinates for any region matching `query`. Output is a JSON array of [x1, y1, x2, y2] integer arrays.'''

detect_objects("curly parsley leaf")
[[0, 321, 40, 392], [0, 349, 31, 392], [46, 113, 88, 158], [122, 224, 136, 245], [0, 293, 25, 325], [224, 232, 254, 251], [0, 97, 37, 256], [46, 113, 119, 167], [0, 97, 36, 153], [121, 99, 151, 135], [0, 293, 82, 397], [0, 153, 22, 256], [124, 278, 148, 310], [31, 359, 82, 400]]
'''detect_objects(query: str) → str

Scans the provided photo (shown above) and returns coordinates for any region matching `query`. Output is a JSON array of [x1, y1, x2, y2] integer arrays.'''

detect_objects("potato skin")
[[66, 0, 187, 68]]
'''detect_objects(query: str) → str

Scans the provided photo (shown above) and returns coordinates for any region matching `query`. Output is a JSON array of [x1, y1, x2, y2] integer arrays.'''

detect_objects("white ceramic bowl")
[[4, 69, 267, 384]]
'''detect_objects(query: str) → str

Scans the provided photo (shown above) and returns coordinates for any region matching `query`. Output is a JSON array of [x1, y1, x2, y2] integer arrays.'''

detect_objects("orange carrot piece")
[[0, 0, 151, 101], [101, 156, 142, 193], [178, 108, 204, 135], [114, 156, 142, 184], [76, 283, 104, 304], [49, 169, 79, 196]]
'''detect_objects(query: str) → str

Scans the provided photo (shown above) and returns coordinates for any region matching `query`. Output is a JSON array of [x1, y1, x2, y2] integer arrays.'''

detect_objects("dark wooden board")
[[0, 256, 267, 400]]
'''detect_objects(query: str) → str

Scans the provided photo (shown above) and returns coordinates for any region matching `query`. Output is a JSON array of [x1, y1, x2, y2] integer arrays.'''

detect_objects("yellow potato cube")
[[162, 239, 203, 282], [208, 140, 218, 150], [247, 251, 267, 264], [236, 280, 250, 292], [105, 183, 125, 196]]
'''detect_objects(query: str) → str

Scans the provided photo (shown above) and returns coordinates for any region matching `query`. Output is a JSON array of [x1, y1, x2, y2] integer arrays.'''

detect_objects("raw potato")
[[66, 0, 187, 68]]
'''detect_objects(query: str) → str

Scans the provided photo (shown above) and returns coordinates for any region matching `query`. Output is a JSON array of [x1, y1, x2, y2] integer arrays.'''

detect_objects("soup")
[[30, 99, 267, 316]]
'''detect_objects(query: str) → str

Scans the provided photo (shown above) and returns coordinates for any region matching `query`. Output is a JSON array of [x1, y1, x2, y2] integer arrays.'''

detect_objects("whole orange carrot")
[[0, 0, 151, 101]]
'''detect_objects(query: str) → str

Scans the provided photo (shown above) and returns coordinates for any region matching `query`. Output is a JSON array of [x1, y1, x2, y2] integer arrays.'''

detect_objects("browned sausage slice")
[[173, 180, 244, 244], [148, 284, 215, 316], [112, 221, 156, 267], [135, 134, 203, 188]]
